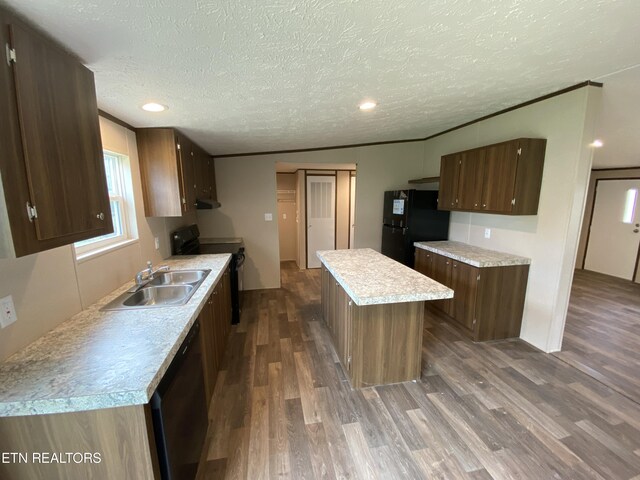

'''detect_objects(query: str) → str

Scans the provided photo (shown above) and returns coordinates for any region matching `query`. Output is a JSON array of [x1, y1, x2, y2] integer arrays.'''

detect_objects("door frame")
[[305, 171, 337, 268], [348, 170, 356, 249], [581, 175, 640, 281]]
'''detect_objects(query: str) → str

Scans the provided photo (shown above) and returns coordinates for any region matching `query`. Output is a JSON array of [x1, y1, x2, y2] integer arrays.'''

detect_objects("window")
[[74, 151, 137, 258], [622, 188, 638, 224]]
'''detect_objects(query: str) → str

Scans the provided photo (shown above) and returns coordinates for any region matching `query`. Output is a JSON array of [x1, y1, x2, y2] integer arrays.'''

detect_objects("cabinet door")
[[431, 253, 452, 312], [457, 149, 485, 211], [199, 293, 217, 408], [194, 145, 212, 201], [481, 141, 518, 212], [176, 134, 197, 213], [9, 23, 111, 240], [209, 156, 218, 202], [222, 269, 232, 339], [328, 274, 338, 336], [335, 285, 352, 368], [450, 261, 479, 332], [212, 282, 227, 367], [438, 154, 461, 210], [321, 266, 330, 324], [415, 248, 435, 278]]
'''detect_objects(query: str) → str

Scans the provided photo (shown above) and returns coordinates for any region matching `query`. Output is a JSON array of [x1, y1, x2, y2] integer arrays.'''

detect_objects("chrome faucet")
[[135, 261, 154, 286], [129, 261, 170, 292]]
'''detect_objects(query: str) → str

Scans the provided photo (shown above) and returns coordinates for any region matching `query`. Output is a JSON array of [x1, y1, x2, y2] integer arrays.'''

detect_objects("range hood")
[[196, 198, 221, 209]]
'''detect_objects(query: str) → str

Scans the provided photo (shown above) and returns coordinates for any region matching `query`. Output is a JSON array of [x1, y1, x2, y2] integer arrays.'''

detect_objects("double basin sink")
[[102, 269, 211, 311]]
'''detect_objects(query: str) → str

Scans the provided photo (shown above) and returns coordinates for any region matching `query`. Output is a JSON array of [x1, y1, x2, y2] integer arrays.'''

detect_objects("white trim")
[[75, 238, 139, 264]]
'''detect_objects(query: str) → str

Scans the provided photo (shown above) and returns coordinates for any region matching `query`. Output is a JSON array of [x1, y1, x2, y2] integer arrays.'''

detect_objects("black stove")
[[171, 225, 244, 324]]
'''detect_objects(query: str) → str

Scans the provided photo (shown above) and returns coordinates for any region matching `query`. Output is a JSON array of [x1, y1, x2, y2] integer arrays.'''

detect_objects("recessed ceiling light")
[[589, 139, 603, 148], [141, 102, 167, 112], [359, 101, 377, 111]]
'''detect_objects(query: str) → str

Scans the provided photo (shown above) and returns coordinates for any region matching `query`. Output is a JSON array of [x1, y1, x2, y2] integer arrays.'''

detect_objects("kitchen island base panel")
[[350, 301, 424, 388], [0, 404, 160, 480], [321, 261, 431, 389]]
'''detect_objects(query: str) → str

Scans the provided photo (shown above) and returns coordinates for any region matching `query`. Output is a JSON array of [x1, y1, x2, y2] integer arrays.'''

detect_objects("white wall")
[[197, 142, 425, 289], [420, 87, 600, 352], [0, 117, 194, 361]]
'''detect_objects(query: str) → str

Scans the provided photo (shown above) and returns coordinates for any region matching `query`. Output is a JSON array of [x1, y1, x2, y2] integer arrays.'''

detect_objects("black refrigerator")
[[381, 190, 450, 267]]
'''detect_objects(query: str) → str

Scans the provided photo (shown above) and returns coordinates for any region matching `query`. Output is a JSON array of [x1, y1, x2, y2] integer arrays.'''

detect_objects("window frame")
[[74, 150, 136, 259]]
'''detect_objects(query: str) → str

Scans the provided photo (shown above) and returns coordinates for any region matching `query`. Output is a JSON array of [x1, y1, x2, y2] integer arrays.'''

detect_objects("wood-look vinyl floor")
[[554, 269, 640, 404], [198, 262, 640, 480]]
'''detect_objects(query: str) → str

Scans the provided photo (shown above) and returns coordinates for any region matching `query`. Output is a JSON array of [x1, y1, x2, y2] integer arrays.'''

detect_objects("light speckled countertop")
[[317, 249, 453, 306], [414, 241, 531, 268], [0, 254, 231, 418]]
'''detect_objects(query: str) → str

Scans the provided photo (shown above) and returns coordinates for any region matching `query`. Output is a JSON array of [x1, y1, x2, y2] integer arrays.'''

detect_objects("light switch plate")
[[0, 295, 17, 328], [154, 237, 160, 250], [264, 213, 273, 221], [484, 228, 491, 239]]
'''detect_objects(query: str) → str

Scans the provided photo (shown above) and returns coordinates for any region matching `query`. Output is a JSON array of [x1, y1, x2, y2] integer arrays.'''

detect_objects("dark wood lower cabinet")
[[321, 266, 423, 387], [200, 268, 232, 412], [415, 248, 528, 341]]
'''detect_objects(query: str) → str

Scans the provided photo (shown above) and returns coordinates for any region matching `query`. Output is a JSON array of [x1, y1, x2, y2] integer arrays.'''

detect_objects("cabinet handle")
[[96, 212, 105, 220], [482, 204, 486, 208]]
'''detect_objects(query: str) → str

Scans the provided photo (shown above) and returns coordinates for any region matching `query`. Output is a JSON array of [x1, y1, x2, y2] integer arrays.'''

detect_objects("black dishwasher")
[[150, 320, 208, 480]]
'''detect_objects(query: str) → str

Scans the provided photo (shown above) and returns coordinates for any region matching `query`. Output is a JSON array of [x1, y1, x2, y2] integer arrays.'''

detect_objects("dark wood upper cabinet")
[[438, 138, 546, 215], [137, 128, 218, 216], [177, 133, 197, 214], [457, 148, 486, 211], [193, 144, 218, 205], [0, 8, 112, 257], [438, 153, 461, 210]]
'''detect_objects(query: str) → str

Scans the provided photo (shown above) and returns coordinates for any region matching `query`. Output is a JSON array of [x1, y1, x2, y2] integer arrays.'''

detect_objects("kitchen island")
[[0, 254, 231, 480], [317, 248, 453, 388]]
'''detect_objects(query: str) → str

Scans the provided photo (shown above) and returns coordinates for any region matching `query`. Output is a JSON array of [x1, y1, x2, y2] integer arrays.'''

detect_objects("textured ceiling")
[[3, 0, 640, 155]]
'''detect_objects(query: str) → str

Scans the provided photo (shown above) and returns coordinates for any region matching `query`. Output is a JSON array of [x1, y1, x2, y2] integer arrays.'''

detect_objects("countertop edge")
[[317, 249, 454, 306], [414, 242, 531, 267], [0, 254, 231, 418]]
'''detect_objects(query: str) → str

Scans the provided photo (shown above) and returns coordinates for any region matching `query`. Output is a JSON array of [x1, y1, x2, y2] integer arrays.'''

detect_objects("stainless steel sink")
[[101, 269, 211, 311], [149, 270, 209, 286], [122, 285, 194, 307]]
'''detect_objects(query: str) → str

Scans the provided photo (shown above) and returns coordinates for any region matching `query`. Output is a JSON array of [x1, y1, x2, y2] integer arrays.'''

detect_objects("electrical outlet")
[[264, 213, 273, 221], [484, 228, 491, 239], [283, 213, 287, 220], [154, 237, 160, 250], [0, 295, 17, 328]]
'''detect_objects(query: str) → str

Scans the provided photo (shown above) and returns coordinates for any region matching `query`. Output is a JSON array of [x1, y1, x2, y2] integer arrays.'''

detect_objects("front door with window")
[[584, 179, 640, 281]]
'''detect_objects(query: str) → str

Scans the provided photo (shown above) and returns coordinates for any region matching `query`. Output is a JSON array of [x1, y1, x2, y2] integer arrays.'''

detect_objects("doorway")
[[583, 178, 640, 280], [275, 162, 356, 271]]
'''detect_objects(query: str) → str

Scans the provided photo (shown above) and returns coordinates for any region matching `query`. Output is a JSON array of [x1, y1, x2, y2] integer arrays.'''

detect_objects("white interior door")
[[584, 179, 640, 280], [306, 175, 336, 268], [349, 174, 356, 249]]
